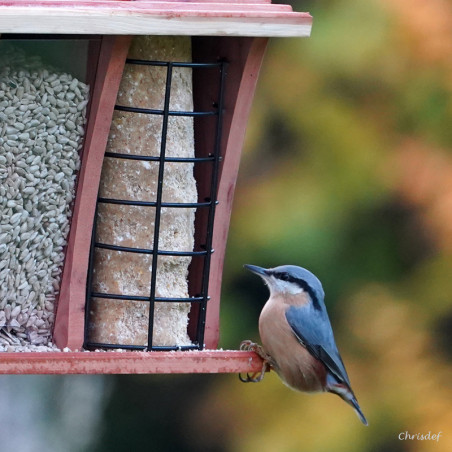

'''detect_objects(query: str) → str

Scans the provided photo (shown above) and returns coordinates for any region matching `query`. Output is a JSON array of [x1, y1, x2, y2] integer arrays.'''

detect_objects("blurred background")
[[1, 0, 452, 450]]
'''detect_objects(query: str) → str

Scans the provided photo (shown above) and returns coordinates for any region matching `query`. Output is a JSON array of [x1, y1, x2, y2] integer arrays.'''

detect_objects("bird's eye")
[[280, 273, 290, 282]]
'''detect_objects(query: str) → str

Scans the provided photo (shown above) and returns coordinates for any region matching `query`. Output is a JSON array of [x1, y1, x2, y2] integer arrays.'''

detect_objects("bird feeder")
[[0, 1, 312, 374]]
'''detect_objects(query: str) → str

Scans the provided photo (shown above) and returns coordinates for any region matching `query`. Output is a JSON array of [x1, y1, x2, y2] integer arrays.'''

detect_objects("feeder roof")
[[0, 0, 311, 37]]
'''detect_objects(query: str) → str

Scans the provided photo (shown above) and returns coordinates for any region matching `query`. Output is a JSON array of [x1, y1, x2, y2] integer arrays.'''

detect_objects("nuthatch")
[[240, 264, 368, 426]]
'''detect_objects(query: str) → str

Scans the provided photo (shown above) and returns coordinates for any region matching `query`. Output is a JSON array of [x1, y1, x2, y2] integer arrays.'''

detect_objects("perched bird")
[[241, 264, 368, 426]]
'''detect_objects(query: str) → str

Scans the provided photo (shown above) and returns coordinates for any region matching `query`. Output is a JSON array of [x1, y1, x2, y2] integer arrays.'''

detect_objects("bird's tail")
[[329, 383, 368, 426], [348, 397, 368, 426]]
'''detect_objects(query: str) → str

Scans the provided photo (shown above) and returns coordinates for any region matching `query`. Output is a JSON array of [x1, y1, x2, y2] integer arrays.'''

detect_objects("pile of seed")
[[0, 45, 89, 351]]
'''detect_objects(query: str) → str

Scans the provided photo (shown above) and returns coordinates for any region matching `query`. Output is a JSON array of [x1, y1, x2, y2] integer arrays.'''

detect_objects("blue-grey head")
[[244, 264, 325, 306]]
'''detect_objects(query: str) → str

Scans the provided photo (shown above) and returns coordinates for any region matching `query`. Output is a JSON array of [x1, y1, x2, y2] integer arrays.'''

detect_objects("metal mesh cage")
[[84, 57, 227, 351]]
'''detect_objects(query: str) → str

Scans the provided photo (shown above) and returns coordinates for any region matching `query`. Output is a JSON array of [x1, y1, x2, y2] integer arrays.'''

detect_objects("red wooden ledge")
[[0, 350, 264, 375]]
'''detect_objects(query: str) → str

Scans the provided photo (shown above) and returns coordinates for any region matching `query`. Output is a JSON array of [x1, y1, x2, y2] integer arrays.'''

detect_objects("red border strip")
[[0, 350, 264, 374]]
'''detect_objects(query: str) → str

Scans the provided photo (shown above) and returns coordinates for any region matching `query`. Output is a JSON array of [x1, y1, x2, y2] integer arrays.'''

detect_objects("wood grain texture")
[[0, 1, 312, 37]]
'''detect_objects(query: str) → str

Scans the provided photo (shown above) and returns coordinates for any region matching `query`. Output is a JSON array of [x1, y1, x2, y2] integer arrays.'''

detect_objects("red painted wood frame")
[[0, 35, 268, 374]]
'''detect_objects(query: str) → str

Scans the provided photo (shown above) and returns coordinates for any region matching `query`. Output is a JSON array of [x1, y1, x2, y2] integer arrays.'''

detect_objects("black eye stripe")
[[273, 272, 300, 285]]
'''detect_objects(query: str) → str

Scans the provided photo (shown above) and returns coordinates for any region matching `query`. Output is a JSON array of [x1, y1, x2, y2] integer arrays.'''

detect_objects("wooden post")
[[54, 35, 132, 350]]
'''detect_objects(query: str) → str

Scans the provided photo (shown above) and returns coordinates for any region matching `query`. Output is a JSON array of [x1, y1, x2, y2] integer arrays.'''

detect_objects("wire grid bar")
[[86, 342, 200, 352], [104, 151, 216, 163], [97, 196, 214, 208], [114, 104, 216, 117], [84, 58, 227, 352], [91, 292, 205, 303], [94, 241, 208, 257]]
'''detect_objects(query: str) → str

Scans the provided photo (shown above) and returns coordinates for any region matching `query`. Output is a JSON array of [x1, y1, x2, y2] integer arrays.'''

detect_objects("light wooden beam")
[[0, 1, 312, 37]]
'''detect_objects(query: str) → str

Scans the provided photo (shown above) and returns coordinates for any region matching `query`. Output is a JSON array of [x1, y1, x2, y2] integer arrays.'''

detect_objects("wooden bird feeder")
[[0, 0, 312, 374]]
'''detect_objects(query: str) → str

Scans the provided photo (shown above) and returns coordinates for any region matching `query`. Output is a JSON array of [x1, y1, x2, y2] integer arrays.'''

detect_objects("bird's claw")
[[239, 340, 271, 384], [238, 360, 269, 384], [239, 340, 266, 359]]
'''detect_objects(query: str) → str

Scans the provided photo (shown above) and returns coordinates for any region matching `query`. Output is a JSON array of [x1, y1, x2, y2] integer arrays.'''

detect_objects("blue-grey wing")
[[285, 305, 352, 390]]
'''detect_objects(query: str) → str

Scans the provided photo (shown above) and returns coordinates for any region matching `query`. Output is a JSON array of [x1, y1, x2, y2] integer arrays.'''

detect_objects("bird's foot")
[[239, 340, 267, 359], [239, 360, 269, 383], [239, 340, 272, 384]]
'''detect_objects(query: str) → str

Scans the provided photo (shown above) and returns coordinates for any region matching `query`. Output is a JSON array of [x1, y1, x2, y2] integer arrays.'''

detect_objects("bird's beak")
[[244, 264, 268, 277]]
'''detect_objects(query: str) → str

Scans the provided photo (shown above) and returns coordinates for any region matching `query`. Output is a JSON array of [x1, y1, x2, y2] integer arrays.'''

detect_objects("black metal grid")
[[84, 58, 227, 351]]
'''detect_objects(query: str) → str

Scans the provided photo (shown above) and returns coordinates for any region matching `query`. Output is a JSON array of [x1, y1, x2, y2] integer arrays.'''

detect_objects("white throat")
[[267, 276, 303, 296]]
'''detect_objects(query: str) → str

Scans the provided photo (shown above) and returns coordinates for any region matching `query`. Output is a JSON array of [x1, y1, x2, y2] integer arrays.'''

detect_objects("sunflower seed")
[[11, 305, 21, 318], [0, 43, 88, 349]]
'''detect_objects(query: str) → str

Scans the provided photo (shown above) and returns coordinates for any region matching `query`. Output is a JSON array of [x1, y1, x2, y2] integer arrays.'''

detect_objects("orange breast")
[[259, 296, 327, 392]]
